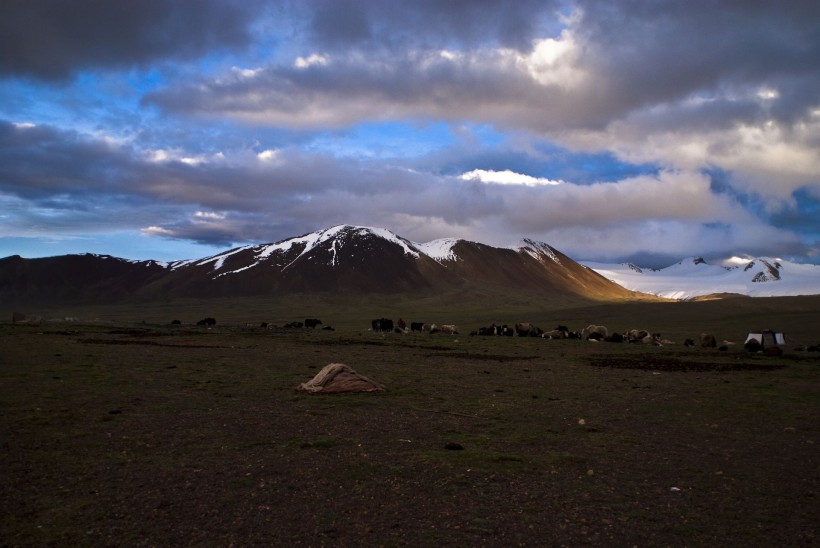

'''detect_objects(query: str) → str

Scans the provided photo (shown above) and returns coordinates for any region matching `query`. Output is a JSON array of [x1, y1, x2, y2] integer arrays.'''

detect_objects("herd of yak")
[[370, 319, 790, 352], [371, 318, 719, 349], [188, 316, 807, 353]]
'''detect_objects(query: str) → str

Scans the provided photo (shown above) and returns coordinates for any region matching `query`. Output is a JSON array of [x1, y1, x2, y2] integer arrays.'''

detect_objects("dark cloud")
[[306, 0, 559, 52], [0, 121, 135, 199], [146, 0, 820, 142], [573, 0, 820, 123], [0, 0, 257, 81]]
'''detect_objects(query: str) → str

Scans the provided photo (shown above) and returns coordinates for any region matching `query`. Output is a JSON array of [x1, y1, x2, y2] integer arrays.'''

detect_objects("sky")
[[1, 0, 818, 268]]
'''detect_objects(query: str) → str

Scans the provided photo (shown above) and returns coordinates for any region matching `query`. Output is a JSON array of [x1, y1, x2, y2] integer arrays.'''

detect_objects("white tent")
[[744, 330, 785, 348]]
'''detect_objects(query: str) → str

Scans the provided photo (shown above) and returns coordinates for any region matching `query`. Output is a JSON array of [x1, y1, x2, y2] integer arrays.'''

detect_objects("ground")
[[1, 312, 818, 546]]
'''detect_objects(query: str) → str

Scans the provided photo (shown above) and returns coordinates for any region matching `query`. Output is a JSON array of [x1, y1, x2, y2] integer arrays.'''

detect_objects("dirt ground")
[[1, 321, 818, 546]]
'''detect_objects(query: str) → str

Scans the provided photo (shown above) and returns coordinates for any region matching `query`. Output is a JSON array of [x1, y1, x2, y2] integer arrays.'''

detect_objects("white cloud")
[[232, 66, 263, 78], [757, 87, 779, 101], [256, 149, 279, 162], [141, 225, 174, 236], [295, 53, 328, 68], [515, 31, 586, 89], [144, 148, 227, 166], [194, 211, 226, 220], [495, 170, 752, 234], [460, 169, 563, 186]]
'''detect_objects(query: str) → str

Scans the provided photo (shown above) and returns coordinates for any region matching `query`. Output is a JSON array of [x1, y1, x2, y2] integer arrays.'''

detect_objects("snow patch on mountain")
[[416, 238, 459, 262], [583, 256, 820, 298], [169, 245, 252, 271], [362, 226, 422, 258], [518, 239, 561, 264]]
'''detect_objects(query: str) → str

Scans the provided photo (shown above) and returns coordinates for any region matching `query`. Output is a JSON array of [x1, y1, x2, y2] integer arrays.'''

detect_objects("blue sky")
[[1, 0, 818, 268]]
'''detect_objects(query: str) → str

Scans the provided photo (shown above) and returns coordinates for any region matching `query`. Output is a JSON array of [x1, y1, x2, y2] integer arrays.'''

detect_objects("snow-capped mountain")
[[582, 256, 820, 299], [0, 225, 637, 306]]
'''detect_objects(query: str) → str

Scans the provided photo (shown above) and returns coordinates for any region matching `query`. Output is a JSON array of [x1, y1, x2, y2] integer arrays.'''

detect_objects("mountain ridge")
[[4, 225, 817, 307], [583, 256, 820, 299], [0, 225, 642, 307]]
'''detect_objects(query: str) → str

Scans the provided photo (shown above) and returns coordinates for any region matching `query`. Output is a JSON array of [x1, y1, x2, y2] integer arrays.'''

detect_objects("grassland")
[[1, 295, 819, 545]]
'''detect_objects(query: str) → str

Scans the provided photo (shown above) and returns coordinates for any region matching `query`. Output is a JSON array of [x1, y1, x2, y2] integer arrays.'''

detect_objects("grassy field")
[[1, 295, 819, 545]]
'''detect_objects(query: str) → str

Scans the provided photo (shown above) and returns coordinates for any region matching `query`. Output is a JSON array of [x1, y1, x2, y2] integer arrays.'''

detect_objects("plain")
[[1, 294, 819, 546]]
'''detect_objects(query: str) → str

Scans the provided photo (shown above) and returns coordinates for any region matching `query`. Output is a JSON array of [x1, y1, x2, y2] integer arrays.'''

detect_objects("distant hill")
[[582, 256, 820, 299], [1, 225, 641, 307]]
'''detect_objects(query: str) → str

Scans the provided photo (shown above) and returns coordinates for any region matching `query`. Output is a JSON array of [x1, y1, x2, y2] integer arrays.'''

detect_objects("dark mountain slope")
[[0, 254, 166, 306], [1, 225, 641, 306]]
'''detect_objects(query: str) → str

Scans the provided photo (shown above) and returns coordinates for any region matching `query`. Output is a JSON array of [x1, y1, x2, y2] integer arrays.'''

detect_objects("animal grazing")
[[440, 324, 459, 335], [544, 325, 570, 339], [700, 333, 717, 348], [582, 324, 608, 340], [371, 318, 394, 332], [515, 322, 543, 337], [422, 323, 439, 334], [627, 329, 649, 343], [476, 326, 497, 336], [197, 317, 216, 326], [304, 318, 322, 329], [542, 328, 567, 340], [627, 330, 663, 345], [410, 322, 424, 332]]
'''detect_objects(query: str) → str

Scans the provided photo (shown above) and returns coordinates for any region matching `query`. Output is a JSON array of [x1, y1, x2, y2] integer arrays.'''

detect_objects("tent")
[[744, 330, 785, 349], [297, 363, 384, 394]]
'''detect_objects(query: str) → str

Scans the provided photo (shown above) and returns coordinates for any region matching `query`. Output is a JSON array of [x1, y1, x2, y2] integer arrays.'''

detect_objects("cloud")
[[143, 0, 819, 215], [460, 169, 563, 186], [5, 117, 802, 264], [145, 36, 593, 130], [148, 2, 820, 130], [543, 220, 807, 268], [2, 2, 818, 266], [303, 0, 561, 52], [0, 0, 257, 81]]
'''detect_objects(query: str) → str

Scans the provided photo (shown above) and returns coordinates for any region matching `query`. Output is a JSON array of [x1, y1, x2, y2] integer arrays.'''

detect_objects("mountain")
[[582, 256, 820, 299], [0, 253, 167, 306], [1, 225, 639, 307]]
